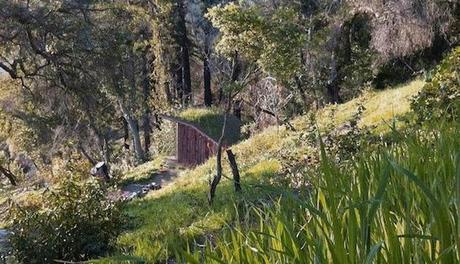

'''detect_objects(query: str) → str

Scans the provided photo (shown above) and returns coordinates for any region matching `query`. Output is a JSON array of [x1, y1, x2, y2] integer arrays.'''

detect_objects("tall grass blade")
[[364, 241, 383, 264]]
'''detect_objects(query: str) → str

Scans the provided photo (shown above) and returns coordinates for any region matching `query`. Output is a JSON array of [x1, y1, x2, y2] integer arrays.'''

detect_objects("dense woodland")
[[0, 0, 459, 263]]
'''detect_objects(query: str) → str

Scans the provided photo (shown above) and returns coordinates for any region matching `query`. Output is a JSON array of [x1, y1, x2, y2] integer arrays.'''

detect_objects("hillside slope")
[[101, 79, 425, 262]]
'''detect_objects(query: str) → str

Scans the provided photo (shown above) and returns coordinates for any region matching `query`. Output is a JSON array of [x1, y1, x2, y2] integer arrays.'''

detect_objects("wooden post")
[[226, 149, 241, 192]]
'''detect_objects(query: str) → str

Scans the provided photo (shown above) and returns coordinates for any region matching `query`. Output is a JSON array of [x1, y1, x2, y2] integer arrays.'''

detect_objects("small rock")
[[148, 182, 161, 190], [90, 162, 110, 181]]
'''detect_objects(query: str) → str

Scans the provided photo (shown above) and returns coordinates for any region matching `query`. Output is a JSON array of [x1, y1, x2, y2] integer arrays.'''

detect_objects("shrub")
[[411, 47, 460, 122], [7, 176, 124, 263]]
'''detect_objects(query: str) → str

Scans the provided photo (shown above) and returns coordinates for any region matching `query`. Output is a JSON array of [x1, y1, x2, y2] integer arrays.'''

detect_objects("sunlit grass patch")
[[360, 79, 425, 128], [245, 159, 282, 179], [293, 79, 425, 131]]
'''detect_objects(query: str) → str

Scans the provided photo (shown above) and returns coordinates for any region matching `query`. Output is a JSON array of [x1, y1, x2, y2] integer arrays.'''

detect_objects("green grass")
[[98, 160, 282, 263], [96, 79, 425, 263], [186, 122, 460, 263], [179, 107, 241, 144], [294, 79, 425, 132]]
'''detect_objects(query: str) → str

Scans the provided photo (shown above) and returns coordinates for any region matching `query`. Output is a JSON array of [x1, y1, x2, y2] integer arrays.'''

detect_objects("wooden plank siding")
[[176, 123, 218, 166], [161, 115, 219, 167]]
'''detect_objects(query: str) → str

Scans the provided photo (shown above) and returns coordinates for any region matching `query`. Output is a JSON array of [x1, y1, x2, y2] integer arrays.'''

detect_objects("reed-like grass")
[[185, 123, 459, 263]]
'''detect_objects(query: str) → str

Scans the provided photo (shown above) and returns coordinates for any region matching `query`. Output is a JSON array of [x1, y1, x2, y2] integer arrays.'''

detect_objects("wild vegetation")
[[92, 79, 426, 263], [0, 0, 458, 263]]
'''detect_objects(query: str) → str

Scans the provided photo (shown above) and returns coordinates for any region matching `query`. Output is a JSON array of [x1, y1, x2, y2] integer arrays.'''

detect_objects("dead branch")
[[0, 165, 17, 186]]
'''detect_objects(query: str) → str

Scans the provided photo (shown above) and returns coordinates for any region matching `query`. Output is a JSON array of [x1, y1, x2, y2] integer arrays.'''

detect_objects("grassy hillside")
[[187, 121, 460, 263], [97, 79, 425, 262]]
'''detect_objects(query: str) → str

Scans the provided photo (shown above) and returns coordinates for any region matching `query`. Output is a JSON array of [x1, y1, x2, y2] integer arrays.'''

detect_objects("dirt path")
[[118, 157, 181, 200]]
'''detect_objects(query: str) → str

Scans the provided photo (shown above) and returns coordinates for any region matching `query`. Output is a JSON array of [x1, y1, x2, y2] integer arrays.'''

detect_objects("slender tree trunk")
[[209, 53, 241, 204], [122, 50, 145, 162], [208, 113, 228, 205], [175, 61, 183, 102], [326, 22, 352, 104], [230, 52, 241, 82], [123, 118, 130, 150], [102, 137, 110, 165], [326, 51, 341, 104], [78, 144, 97, 165], [203, 41, 212, 107], [83, 107, 110, 163], [233, 100, 241, 120], [141, 51, 152, 157], [119, 102, 145, 162], [341, 22, 352, 65], [294, 76, 309, 106], [218, 86, 224, 104], [177, 0, 192, 105]]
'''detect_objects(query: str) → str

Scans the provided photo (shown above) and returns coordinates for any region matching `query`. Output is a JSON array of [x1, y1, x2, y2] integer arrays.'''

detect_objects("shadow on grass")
[[99, 174, 291, 263]]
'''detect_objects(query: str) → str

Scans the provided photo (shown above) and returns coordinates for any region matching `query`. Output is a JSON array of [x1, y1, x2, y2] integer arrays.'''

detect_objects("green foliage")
[[7, 177, 124, 263], [187, 122, 460, 263], [323, 104, 374, 162], [411, 47, 460, 122], [207, 3, 306, 82], [150, 0, 179, 107], [152, 120, 176, 157]]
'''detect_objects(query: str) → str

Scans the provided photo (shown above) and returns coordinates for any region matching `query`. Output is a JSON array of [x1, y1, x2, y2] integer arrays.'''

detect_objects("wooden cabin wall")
[[176, 123, 217, 166]]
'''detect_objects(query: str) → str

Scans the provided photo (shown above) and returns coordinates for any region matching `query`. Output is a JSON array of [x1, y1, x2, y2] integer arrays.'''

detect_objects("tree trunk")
[[142, 112, 151, 157], [326, 22, 352, 104], [83, 107, 110, 164], [326, 51, 342, 104], [230, 52, 241, 83], [175, 61, 183, 102], [233, 100, 241, 120], [102, 137, 110, 165], [226, 149, 241, 192], [203, 41, 212, 107], [119, 102, 145, 162], [177, 0, 192, 105], [141, 51, 152, 157], [294, 76, 309, 106], [218, 85, 224, 104], [123, 118, 130, 150], [0, 165, 16, 186], [122, 50, 145, 162], [78, 144, 97, 165], [208, 52, 241, 204], [208, 113, 228, 205]]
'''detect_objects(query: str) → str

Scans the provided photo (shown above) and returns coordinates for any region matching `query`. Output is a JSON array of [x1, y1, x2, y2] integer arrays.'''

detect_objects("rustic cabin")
[[160, 113, 240, 167]]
